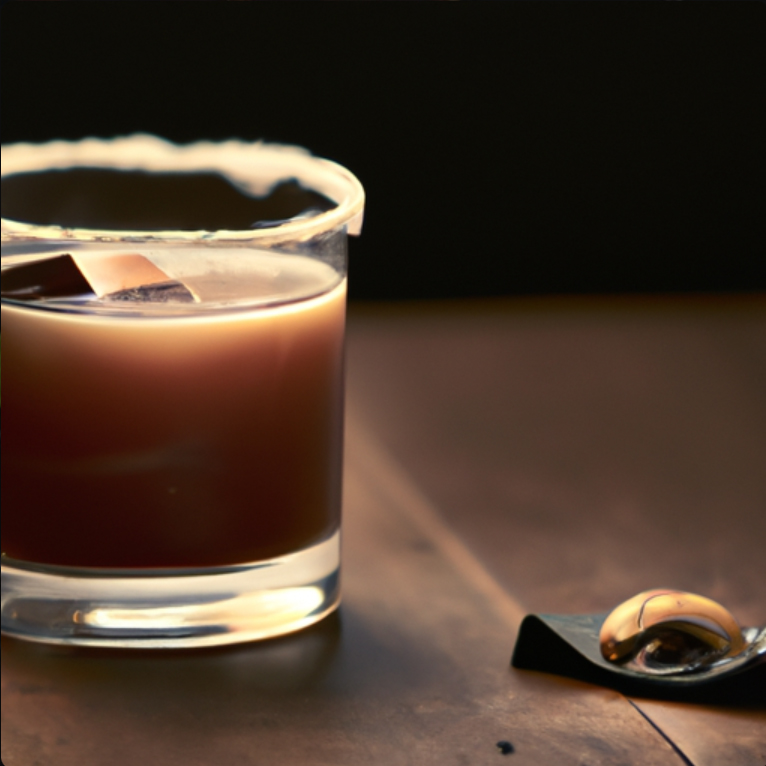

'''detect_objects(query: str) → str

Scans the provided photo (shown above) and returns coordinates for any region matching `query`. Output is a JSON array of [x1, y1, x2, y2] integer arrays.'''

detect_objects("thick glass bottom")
[[0, 531, 340, 648]]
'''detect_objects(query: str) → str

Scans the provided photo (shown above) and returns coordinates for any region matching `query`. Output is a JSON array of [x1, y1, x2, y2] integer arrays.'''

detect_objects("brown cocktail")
[[1, 136, 364, 647]]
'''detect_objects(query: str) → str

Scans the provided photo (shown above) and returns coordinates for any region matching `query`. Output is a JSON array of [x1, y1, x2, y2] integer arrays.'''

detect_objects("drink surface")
[[1, 250, 346, 569]]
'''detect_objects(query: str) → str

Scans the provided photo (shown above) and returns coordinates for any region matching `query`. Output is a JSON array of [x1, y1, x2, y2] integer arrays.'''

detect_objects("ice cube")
[[1, 254, 95, 301], [1, 252, 199, 304], [72, 253, 199, 303]]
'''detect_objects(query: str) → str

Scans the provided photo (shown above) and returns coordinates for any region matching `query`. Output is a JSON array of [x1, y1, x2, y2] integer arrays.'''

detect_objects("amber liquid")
[[1, 256, 346, 569]]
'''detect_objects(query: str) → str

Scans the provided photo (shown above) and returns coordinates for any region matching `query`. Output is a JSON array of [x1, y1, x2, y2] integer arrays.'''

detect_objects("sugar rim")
[[1, 134, 365, 246]]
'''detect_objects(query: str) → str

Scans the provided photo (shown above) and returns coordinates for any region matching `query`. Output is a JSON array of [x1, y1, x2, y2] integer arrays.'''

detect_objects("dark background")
[[2, 2, 764, 302]]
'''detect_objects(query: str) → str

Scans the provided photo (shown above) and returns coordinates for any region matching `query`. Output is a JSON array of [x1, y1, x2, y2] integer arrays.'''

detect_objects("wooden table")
[[3, 295, 765, 765]]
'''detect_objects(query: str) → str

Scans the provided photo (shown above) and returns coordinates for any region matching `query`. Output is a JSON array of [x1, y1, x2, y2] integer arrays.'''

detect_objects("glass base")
[[1, 531, 340, 649]]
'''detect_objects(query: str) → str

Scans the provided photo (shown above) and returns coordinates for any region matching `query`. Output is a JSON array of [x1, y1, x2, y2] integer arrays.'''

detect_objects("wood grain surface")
[[345, 295, 766, 766], [346, 296, 766, 627]]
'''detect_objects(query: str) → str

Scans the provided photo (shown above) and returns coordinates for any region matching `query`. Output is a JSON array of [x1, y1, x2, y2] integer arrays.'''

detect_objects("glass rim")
[[1, 134, 365, 247]]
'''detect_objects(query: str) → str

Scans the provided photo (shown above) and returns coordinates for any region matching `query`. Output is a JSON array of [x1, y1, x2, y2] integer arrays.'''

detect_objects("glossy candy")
[[599, 589, 747, 675]]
